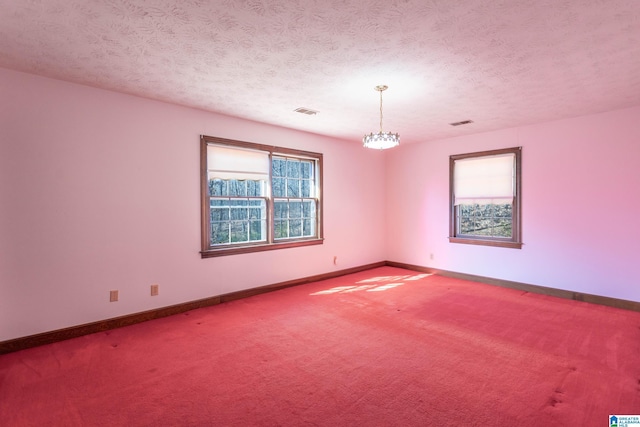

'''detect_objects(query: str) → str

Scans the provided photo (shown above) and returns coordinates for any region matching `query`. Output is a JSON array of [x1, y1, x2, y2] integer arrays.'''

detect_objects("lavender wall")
[[385, 105, 640, 302], [0, 68, 387, 341]]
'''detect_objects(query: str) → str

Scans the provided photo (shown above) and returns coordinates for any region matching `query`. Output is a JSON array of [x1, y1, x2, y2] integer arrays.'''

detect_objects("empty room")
[[1, 1, 640, 425]]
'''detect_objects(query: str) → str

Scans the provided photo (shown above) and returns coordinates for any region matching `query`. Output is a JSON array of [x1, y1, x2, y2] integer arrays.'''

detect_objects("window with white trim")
[[200, 135, 323, 258], [449, 147, 522, 248]]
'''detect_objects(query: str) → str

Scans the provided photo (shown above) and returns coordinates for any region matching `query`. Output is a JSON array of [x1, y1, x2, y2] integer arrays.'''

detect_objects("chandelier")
[[363, 85, 399, 149]]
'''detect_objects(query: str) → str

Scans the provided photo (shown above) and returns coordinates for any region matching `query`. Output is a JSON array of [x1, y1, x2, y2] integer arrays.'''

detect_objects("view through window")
[[201, 135, 323, 258], [449, 147, 522, 249]]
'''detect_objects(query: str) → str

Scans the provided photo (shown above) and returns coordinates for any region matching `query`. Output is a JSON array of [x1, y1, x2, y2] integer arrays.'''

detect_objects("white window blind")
[[454, 153, 515, 205], [207, 145, 270, 181]]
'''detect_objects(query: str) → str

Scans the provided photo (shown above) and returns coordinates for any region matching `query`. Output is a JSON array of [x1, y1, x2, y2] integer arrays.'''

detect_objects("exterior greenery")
[[200, 135, 323, 258], [272, 156, 316, 240], [207, 156, 317, 246], [209, 179, 266, 245], [457, 203, 512, 238]]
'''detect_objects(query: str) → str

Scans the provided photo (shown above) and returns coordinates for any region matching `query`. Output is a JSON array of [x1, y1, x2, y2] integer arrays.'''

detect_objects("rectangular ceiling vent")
[[294, 107, 319, 115], [449, 119, 474, 126]]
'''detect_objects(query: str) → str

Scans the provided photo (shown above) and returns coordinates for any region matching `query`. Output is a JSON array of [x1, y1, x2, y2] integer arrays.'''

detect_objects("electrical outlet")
[[110, 290, 119, 302], [150, 284, 159, 296]]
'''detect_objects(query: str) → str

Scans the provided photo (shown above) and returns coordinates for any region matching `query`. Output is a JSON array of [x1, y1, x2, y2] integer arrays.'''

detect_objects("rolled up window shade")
[[207, 145, 270, 181], [454, 153, 515, 205]]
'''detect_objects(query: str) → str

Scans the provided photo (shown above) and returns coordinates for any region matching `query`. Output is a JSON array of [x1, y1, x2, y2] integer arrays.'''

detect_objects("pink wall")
[[0, 68, 387, 341], [385, 106, 640, 302], [3, 65, 639, 342]]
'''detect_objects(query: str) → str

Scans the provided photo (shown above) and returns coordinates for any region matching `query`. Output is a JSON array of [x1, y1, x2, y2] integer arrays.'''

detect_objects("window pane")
[[228, 180, 246, 196], [210, 199, 230, 220], [209, 197, 267, 246], [274, 200, 288, 219], [211, 222, 230, 245], [494, 219, 512, 237], [302, 200, 314, 217], [249, 208, 261, 219], [249, 199, 265, 219], [459, 204, 474, 216], [273, 177, 285, 197], [478, 204, 493, 218], [272, 158, 286, 177], [289, 219, 302, 237], [476, 218, 493, 235], [230, 222, 248, 243], [301, 161, 312, 179], [495, 204, 512, 218], [249, 220, 265, 241], [289, 201, 302, 218], [287, 159, 301, 178], [459, 217, 474, 234], [303, 219, 313, 236], [247, 180, 263, 197], [274, 220, 287, 239], [209, 179, 227, 196], [301, 179, 311, 197], [231, 207, 248, 220], [211, 208, 230, 221], [287, 179, 300, 197], [457, 203, 513, 239]]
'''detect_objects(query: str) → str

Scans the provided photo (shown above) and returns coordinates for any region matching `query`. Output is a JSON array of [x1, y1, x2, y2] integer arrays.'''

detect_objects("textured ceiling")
[[1, 0, 640, 145]]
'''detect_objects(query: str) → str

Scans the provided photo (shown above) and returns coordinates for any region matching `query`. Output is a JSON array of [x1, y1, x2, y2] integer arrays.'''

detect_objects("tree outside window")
[[200, 135, 323, 258]]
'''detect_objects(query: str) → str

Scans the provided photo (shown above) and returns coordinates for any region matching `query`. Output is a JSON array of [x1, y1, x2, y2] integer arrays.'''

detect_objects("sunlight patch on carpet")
[[357, 274, 432, 283], [311, 273, 432, 295], [310, 283, 402, 295]]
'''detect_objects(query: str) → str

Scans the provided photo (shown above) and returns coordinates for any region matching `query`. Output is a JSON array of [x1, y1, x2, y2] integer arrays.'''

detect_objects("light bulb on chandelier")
[[363, 85, 399, 150]]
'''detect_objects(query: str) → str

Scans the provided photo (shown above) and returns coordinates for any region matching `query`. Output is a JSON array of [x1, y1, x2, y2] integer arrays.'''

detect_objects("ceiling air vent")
[[294, 107, 318, 115], [449, 119, 474, 126]]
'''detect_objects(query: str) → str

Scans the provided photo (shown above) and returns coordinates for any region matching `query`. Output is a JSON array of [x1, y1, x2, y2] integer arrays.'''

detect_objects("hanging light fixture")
[[363, 85, 400, 149]]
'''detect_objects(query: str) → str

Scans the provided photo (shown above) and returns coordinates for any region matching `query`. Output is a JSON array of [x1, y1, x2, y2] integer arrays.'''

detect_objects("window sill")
[[201, 238, 324, 258], [448, 237, 522, 249]]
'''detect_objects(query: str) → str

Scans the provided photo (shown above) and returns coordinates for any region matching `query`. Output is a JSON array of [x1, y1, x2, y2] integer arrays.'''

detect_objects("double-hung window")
[[449, 147, 522, 248], [200, 135, 323, 258]]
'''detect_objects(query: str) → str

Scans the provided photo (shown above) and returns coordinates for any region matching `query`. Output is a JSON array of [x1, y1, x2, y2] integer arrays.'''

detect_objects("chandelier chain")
[[379, 88, 384, 132]]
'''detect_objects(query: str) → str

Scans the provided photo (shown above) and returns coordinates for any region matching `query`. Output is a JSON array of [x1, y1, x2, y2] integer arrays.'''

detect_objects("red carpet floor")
[[1, 266, 640, 426]]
